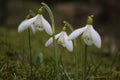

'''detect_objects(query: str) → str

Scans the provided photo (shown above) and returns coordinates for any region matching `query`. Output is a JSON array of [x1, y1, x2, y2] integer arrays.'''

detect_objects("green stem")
[[41, 2, 59, 79], [64, 21, 78, 80], [75, 40, 79, 80], [83, 44, 88, 80], [28, 29, 32, 79]]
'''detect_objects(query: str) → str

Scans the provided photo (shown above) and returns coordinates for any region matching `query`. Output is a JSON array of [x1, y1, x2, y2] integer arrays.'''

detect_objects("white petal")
[[68, 26, 87, 40], [90, 26, 101, 48], [55, 32, 63, 40], [41, 15, 53, 35], [57, 32, 64, 45], [27, 15, 38, 24], [30, 24, 36, 34], [45, 32, 62, 47], [83, 39, 93, 45], [82, 25, 93, 45], [34, 14, 42, 27], [45, 37, 53, 47], [64, 32, 73, 52], [18, 20, 29, 32], [18, 15, 38, 32]]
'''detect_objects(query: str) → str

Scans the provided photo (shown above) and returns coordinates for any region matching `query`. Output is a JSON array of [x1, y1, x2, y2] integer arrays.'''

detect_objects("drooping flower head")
[[18, 7, 53, 35], [34, 8, 53, 35], [18, 13, 37, 33], [45, 25, 73, 52], [68, 15, 101, 48]]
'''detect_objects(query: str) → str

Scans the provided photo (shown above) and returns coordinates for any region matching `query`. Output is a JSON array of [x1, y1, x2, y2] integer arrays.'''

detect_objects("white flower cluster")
[[18, 14, 52, 35], [18, 9, 101, 52]]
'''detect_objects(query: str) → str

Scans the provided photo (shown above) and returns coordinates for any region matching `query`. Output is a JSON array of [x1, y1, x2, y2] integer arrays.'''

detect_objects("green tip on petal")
[[87, 15, 93, 25], [38, 7, 43, 14]]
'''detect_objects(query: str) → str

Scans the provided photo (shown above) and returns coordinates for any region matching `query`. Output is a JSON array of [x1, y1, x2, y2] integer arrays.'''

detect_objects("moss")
[[0, 27, 120, 79]]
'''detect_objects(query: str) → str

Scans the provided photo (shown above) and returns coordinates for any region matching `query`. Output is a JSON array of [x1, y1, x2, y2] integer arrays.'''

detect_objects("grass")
[[0, 27, 120, 80]]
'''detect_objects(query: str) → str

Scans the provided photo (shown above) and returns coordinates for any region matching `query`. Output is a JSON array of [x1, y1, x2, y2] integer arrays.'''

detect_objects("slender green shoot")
[[83, 44, 88, 80], [28, 28, 33, 80], [64, 21, 79, 80], [41, 2, 59, 80]]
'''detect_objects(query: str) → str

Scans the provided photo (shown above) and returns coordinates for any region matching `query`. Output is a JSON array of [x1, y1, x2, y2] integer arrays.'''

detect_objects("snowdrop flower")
[[45, 26, 73, 52], [68, 16, 101, 48], [18, 14, 37, 33], [18, 8, 53, 35], [33, 8, 53, 35]]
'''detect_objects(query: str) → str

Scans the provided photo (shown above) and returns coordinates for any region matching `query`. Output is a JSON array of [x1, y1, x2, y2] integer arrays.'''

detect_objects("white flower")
[[18, 14, 53, 35], [45, 31, 73, 52], [34, 14, 53, 35], [68, 25, 101, 48], [18, 15, 37, 33]]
